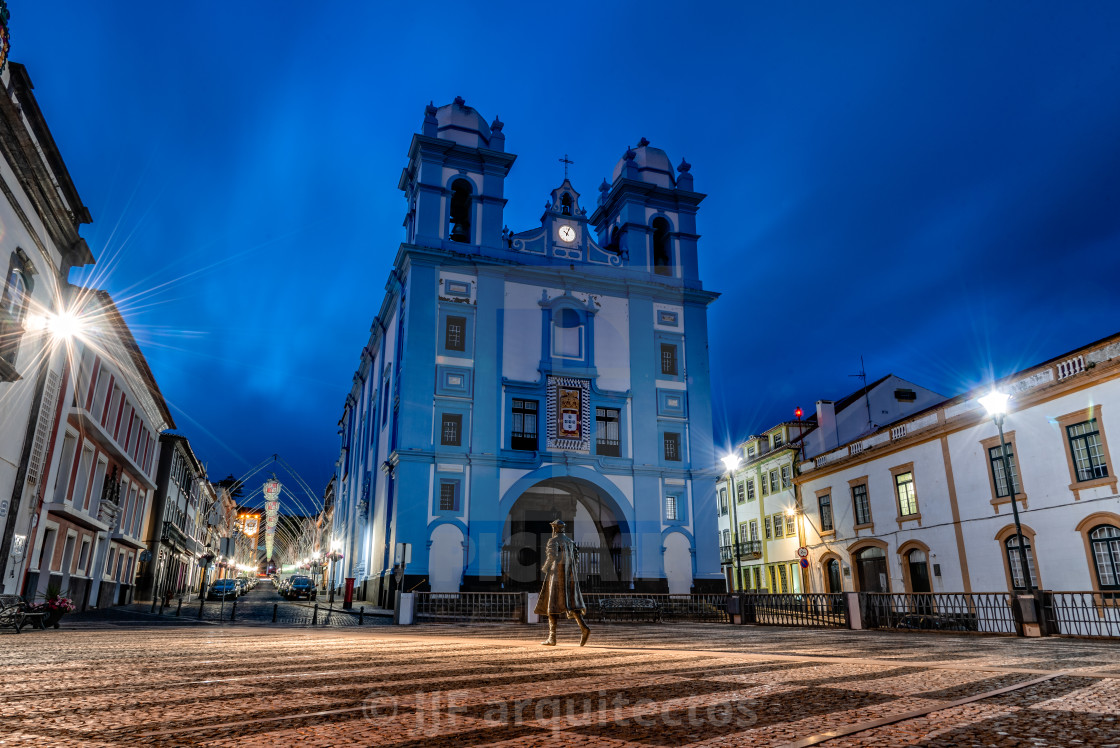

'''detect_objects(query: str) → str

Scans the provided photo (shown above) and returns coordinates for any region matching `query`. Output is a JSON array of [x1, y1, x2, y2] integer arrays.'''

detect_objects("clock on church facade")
[[332, 97, 721, 605]]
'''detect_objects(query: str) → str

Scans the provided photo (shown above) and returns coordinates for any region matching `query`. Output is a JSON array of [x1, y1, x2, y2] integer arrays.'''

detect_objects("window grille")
[[1067, 419, 1109, 481], [441, 414, 462, 446], [595, 407, 620, 456], [445, 316, 466, 352], [660, 344, 678, 376], [988, 444, 1021, 497], [895, 471, 918, 516], [852, 484, 871, 525], [511, 400, 537, 451], [818, 494, 833, 532], [664, 432, 681, 461]]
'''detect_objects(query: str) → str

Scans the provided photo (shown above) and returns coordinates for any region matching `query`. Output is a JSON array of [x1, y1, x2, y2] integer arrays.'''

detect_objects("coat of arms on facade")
[[547, 376, 590, 451]]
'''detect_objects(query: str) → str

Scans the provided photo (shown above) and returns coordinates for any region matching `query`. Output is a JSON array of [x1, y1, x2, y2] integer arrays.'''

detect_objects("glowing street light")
[[979, 389, 1033, 595]]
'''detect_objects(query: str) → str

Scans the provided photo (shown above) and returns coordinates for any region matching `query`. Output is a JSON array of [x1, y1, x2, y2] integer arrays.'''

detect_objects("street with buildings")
[[3, 616, 1120, 746], [0, 3, 1119, 745]]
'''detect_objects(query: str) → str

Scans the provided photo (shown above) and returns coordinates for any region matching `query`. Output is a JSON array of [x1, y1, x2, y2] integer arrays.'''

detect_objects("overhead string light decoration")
[[263, 478, 281, 562]]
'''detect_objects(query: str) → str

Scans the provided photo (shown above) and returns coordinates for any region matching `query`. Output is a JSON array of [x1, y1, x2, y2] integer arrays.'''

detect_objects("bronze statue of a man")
[[535, 519, 591, 646]]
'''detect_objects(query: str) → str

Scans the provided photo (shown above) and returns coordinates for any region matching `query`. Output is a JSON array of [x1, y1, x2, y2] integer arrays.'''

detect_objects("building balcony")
[[721, 541, 763, 562], [737, 540, 763, 559]]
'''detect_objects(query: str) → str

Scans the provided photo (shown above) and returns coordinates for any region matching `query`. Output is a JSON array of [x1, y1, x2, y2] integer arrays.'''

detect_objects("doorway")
[[855, 547, 890, 593]]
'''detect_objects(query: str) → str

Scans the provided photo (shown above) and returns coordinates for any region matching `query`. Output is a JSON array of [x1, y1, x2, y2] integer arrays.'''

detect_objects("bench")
[[0, 594, 46, 634], [597, 596, 661, 623]]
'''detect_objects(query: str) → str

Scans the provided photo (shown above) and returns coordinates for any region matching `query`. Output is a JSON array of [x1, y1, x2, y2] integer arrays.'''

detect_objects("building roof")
[[611, 139, 676, 188], [90, 289, 175, 429]]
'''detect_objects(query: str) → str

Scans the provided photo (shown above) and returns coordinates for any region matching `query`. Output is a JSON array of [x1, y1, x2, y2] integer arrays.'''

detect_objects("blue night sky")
[[12, 2, 1120, 492]]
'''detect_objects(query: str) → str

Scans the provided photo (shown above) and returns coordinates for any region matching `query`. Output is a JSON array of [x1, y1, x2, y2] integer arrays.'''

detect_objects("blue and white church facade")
[[332, 98, 722, 606]]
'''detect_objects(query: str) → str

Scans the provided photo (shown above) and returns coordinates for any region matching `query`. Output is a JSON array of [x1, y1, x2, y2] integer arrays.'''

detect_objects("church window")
[[438, 480, 459, 512], [445, 316, 466, 352], [664, 432, 681, 462], [595, 407, 620, 456], [552, 307, 583, 358], [511, 399, 538, 451], [652, 217, 672, 276], [449, 179, 473, 244], [660, 343, 678, 376], [560, 193, 572, 215], [440, 413, 462, 446], [665, 495, 678, 521]]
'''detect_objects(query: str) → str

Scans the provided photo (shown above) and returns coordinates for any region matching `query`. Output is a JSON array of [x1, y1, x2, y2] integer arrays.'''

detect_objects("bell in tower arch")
[[449, 179, 473, 244]]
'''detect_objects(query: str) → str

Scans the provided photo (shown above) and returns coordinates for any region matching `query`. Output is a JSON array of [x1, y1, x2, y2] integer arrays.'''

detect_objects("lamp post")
[[722, 453, 742, 591], [979, 390, 1033, 595], [327, 540, 344, 605]]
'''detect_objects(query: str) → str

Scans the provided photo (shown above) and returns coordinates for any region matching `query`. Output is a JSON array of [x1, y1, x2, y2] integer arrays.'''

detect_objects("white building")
[[798, 333, 1120, 597], [719, 421, 809, 593], [0, 62, 96, 591]]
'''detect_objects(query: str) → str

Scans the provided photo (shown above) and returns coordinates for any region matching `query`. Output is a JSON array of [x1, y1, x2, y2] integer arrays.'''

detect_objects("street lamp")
[[721, 453, 742, 591], [979, 389, 1034, 595], [327, 540, 344, 605]]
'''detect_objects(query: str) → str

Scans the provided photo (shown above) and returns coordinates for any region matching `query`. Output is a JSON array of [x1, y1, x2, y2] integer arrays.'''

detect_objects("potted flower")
[[32, 583, 76, 628]]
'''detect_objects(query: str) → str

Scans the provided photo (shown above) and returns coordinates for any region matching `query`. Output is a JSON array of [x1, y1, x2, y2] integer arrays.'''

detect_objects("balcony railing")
[[737, 540, 762, 558]]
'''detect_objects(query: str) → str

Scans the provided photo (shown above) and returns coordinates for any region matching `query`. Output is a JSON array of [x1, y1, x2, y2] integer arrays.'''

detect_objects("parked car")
[[208, 579, 239, 600], [286, 576, 316, 601], [236, 578, 249, 596]]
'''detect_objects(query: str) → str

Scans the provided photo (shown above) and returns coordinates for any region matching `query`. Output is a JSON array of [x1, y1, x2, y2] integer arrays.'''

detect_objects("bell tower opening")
[[449, 178, 473, 243], [652, 217, 672, 275]]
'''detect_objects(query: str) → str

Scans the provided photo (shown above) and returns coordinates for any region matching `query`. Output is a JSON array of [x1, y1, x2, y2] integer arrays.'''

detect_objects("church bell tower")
[[398, 97, 516, 252]]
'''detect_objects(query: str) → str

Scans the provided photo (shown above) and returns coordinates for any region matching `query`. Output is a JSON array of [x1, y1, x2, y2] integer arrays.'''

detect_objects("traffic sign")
[[799, 558, 809, 569], [797, 546, 809, 558]]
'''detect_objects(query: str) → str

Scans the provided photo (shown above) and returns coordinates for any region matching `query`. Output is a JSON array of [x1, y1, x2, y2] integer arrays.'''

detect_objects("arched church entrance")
[[501, 477, 632, 592]]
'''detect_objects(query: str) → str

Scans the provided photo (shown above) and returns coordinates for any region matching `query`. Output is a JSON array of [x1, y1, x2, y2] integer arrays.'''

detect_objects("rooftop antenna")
[[848, 355, 873, 432]]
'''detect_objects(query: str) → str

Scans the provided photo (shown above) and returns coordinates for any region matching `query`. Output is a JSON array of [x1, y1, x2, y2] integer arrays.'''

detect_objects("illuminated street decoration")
[[263, 479, 281, 562], [0, 2, 9, 76]]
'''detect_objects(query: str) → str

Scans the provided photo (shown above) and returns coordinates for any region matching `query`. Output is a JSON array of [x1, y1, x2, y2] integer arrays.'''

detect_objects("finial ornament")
[[599, 178, 609, 193], [637, 136, 650, 147], [677, 158, 691, 173], [490, 115, 504, 132], [425, 101, 437, 117], [453, 95, 466, 108]]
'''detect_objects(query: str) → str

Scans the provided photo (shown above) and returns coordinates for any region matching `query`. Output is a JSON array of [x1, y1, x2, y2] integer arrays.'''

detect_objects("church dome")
[[611, 138, 676, 188], [432, 96, 493, 148]]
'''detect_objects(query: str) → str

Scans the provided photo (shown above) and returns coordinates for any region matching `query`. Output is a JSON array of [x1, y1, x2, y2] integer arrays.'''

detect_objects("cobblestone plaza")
[[3, 612, 1119, 747]]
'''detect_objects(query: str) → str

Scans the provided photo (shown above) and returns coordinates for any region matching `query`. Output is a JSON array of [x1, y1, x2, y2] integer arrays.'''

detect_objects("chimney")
[[816, 400, 839, 452]]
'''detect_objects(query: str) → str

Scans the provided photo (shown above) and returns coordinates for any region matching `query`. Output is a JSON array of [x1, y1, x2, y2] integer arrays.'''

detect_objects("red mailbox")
[[343, 577, 356, 609]]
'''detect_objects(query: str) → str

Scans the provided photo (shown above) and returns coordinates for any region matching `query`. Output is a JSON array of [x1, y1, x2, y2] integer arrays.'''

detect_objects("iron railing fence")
[[413, 592, 524, 623], [500, 543, 633, 593], [861, 592, 1018, 635], [1044, 591, 1120, 638], [739, 592, 848, 628], [582, 592, 731, 624]]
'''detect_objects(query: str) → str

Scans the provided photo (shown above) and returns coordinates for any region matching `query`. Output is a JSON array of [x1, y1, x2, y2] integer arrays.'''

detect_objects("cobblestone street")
[[2, 616, 1118, 747]]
